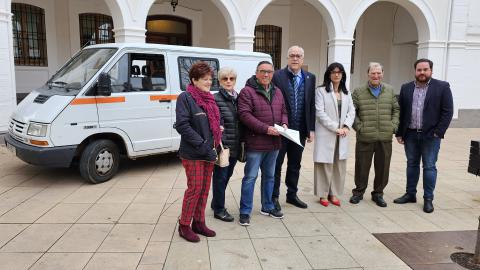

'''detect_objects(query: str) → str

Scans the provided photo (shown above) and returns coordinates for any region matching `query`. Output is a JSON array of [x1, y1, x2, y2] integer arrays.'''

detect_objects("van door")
[[97, 52, 173, 152]]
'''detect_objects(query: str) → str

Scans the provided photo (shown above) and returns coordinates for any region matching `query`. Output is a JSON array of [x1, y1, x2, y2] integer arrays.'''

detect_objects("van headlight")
[[27, 122, 48, 137]]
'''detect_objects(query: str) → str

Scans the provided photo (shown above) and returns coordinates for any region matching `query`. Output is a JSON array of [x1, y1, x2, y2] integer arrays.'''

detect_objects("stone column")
[[0, 1, 16, 132], [327, 37, 354, 85], [113, 27, 147, 43], [228, 34, 254, 51]]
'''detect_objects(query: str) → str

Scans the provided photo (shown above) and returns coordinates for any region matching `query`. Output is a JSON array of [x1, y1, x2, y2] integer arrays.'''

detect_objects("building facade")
[[0, 0, 479, 132]]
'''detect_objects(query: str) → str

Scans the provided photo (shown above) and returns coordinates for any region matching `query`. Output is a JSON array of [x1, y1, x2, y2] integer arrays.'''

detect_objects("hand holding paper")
[[274, 124, 303, 147]]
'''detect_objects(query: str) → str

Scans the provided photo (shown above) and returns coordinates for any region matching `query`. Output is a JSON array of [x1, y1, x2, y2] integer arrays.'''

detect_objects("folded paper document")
[[274, 124, 303, 147]]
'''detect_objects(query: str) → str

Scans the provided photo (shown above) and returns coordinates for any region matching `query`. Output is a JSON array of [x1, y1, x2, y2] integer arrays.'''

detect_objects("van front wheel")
[[79, 139, 119, 184]]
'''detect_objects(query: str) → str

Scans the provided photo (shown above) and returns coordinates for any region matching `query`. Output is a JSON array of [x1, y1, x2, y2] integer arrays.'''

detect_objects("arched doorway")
[[146, 15, 191, 45], [351, 2, 419, 92]]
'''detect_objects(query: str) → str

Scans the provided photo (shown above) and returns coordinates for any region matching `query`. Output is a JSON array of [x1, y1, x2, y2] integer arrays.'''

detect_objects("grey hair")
[[218, 67, 237, 80], [367, 62, 383, 73], [287, 45, 305, 57]]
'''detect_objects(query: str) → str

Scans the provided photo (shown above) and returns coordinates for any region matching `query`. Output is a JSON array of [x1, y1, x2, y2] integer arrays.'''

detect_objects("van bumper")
[[4, 134, 77, 167]]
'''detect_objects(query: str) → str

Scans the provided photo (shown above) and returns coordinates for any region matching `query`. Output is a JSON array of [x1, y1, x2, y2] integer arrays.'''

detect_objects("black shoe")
[[349, 194, 363, 204], [393, 193, 417, 204], [214, 209, 234, 222], [239, 214, 250, 226], [423, 199, 434, 213], [286, 195, 308, 209], [260, 208, 284, 219], [372, 195, 387, 207], [272, 197, 282, 211]]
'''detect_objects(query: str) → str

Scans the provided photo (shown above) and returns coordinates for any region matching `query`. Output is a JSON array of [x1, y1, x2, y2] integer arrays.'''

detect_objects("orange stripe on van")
[[70, 97, 126, 105], [149, 95, 178, 101]]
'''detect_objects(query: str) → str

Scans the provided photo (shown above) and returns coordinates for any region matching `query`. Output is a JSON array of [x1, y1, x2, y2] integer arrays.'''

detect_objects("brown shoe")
[[192, 221, 216, 237], [178, 224, 200, 242]]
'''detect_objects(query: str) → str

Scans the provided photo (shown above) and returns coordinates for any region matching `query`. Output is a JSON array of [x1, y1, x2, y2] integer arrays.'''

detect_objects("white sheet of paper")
[[274, 124, 303, 148]]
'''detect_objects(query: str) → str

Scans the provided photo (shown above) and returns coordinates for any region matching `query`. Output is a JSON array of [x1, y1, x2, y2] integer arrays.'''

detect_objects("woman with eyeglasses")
[[211, 67, 240, 222], [313, 62, 355, 207]]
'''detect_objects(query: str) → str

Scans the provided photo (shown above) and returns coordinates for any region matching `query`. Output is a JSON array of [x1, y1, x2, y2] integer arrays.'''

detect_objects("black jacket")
[[396, 78, 454, 139], [272, 67, 316, 138], [175, 92, 217, 161], [214, 88, 240, 158]]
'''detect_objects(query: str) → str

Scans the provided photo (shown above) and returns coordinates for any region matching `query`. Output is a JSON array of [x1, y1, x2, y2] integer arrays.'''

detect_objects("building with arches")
[[0, 0, 479, 132]]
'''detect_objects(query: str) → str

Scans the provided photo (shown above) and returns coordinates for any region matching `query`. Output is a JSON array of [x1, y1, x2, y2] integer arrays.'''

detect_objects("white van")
[[5, 43, 271, 183]]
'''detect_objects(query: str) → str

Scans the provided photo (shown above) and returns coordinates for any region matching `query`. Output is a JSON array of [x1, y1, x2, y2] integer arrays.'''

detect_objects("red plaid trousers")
[[179, 159, 214, 225]]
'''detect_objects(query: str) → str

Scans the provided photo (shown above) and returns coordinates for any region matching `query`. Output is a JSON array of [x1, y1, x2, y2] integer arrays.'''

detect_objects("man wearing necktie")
[[272, 46, 316, 210]]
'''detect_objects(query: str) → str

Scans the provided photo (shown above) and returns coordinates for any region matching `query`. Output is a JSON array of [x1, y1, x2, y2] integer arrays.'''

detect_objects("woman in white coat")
[[313, 62, 355, 206]]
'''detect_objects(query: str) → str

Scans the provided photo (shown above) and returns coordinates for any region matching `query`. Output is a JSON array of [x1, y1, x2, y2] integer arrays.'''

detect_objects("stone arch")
[[347, 0, 436, 41]]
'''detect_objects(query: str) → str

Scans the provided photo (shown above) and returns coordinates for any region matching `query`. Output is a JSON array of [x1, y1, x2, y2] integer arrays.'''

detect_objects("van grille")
[[10, 119, 26, 134], [34, 94, 50, 104]]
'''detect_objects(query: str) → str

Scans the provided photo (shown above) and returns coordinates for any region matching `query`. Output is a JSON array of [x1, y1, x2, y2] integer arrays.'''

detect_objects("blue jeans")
[[240, 150, 279, 215], [211, 157, 237, 214], [404, 130, 441, 200]]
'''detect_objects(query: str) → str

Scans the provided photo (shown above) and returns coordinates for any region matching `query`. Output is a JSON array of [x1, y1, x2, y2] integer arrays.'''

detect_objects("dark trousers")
[[273, 136, 306, 199], [353, 140, 392, 196], [404, 130, 441, 200], [211, 157, 237, 214]]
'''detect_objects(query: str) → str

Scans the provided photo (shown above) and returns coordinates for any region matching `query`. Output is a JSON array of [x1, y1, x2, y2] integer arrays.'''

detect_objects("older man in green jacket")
[[350, 62, 400, 207]]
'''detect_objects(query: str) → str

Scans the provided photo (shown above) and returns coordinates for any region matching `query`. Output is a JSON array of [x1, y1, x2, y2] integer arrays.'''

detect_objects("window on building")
[[146, 16, 192, 46], [79, 13, 114, 47], [107, 53, 167, 93], [177, 57, 219, 91], [12, 3, 48, 66], [254, 25, 282, 70]]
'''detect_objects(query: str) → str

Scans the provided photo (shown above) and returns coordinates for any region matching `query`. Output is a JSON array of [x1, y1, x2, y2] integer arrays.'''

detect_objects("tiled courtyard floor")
[[0, 128, 479, 270]]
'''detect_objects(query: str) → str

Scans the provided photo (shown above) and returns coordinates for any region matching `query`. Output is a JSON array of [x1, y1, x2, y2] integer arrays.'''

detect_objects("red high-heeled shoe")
[[328, 196, 341, 206], [319, 198, 329, 207]]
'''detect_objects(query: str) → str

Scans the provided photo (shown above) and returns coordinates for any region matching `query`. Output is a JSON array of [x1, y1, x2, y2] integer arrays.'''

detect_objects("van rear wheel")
[[79, 139, 119, 184]]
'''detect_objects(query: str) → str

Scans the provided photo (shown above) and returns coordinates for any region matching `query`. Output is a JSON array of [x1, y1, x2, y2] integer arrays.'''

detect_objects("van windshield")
[[47, 48, 117, 93]]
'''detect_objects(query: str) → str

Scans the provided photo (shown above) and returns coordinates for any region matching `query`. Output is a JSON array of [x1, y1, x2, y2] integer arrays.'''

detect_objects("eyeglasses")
[[330, 71, 342, 75], [288, 54, 303, 59], [221, 77, 236, 81], [257, 70, 274, 74]]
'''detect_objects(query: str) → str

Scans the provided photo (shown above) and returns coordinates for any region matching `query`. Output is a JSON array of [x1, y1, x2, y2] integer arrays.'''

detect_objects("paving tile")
[[0, 252, 43, 270], [252, 237, 311, 270], [139, 241, 170, 266], [97, 188, 140, 203], [133, 188, 170, 204], [49, 224, 113, 252], [295, 236, 359, 269], [246, 214, 290, 238], [29, 186, 79, 203], [36, 203, 91, 223], [282, 212, 330, 237], [160, 202, 182, 217], [0, 174, 34, 187], [0, 187, 43, 203], [84, 253, 142, 270], [98, 224, 154, 252], [1, 224, 70, 252], [348, 210, 406, 233], [0, 199, 56, 223], [209, 239, 261, 270], [0, 224, 28, 248], [119, 203, 163, 224], [0, 202, 18, 216], [62, 186, 109, 203], [150, 222, 178, 242], [335, 232, 406, 268], [144, 176, 176, 189], [164, 241, 210, 270], [382, 210, 441, 232], [113, 176, 149, 188], [30, 252, 92, 270], [166, 188, 185, 204], [313, 212, 370, 236], [419, 210, 472, 231], [77, 203, 129, 223]]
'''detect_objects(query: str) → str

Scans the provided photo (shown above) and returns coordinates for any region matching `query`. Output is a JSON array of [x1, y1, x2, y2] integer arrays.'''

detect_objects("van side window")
[[178, 57, 219, 91], [107, 53, 167, 93]]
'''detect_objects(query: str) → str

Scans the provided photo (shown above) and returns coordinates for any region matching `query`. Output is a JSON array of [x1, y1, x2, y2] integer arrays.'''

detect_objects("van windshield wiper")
[[48, 81, 68, 88]]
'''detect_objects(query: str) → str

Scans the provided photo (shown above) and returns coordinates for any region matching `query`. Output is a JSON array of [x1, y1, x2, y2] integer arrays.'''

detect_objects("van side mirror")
[[97, 73, 112, 96]]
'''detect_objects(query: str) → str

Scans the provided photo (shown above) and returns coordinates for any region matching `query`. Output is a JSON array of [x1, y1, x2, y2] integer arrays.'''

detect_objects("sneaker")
[[260, 208, 284, 219], [239, 214, 250, 226]]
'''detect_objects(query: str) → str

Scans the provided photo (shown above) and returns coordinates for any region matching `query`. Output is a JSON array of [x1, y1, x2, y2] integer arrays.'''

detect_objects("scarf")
[[187, 84, 222, 147]]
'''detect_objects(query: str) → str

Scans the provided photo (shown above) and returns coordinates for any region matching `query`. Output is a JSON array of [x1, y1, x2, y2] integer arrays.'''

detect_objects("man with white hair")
[[350, 62, 399, 207], [272, 45, 316, 210]]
